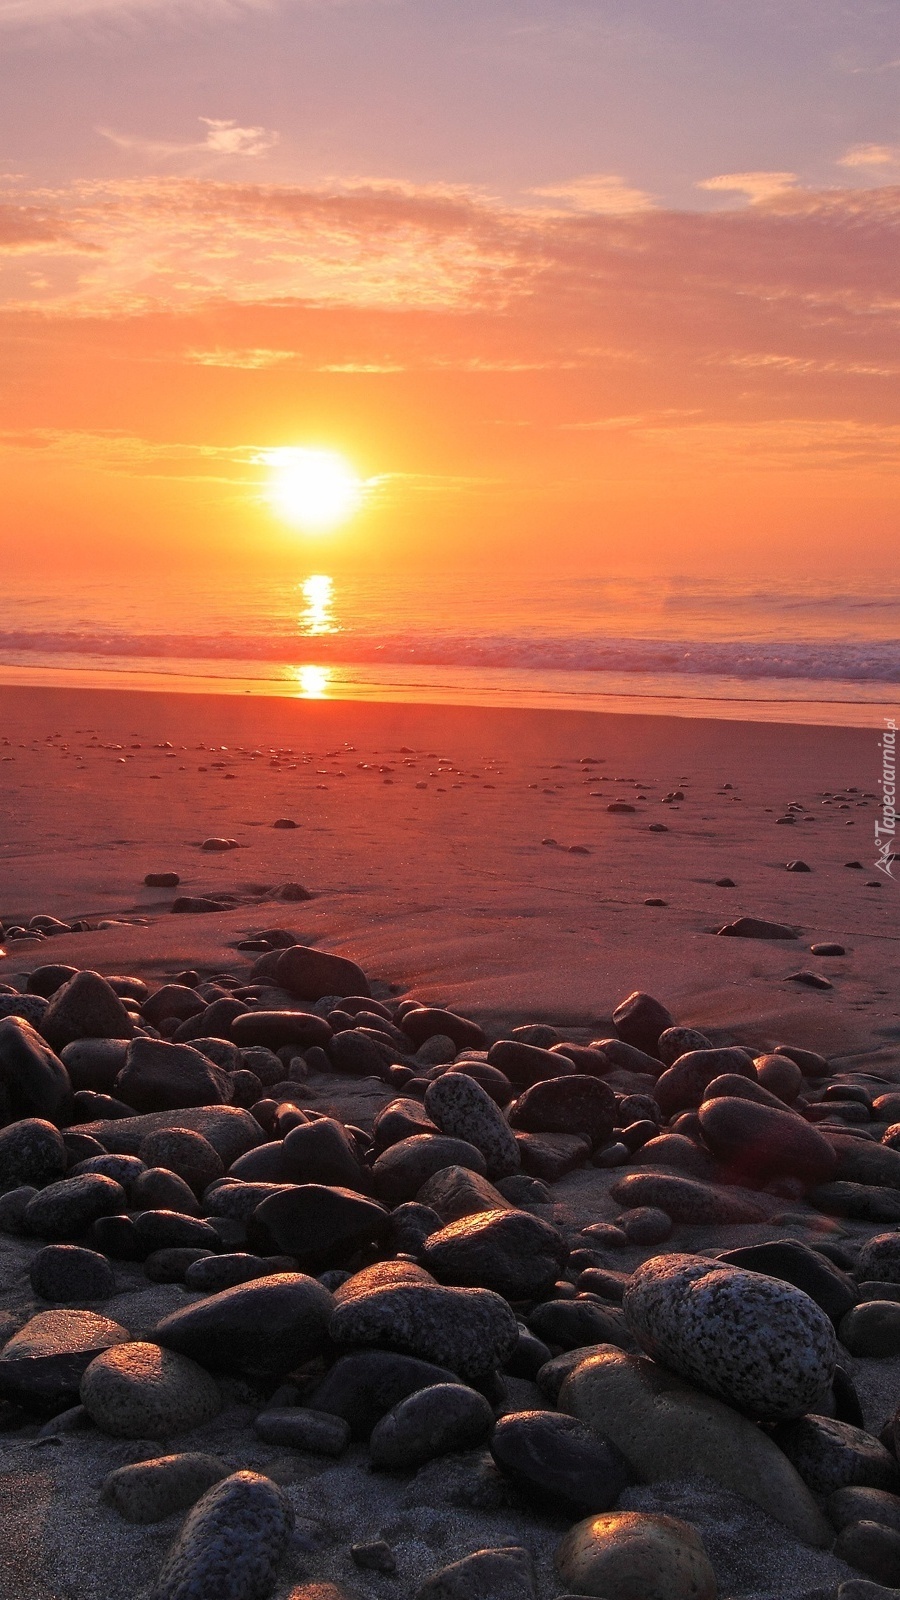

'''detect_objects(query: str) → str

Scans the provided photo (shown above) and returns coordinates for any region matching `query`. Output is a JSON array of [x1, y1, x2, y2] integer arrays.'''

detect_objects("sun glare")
[[264, 447, 363, 532]]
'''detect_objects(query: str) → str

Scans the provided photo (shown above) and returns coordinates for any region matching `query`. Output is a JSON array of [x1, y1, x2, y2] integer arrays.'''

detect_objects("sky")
[[1, 0, 898, 584]]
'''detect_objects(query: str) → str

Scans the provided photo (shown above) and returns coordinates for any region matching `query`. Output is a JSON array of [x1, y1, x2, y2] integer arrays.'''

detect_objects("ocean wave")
[[0, 628, 898, 683]]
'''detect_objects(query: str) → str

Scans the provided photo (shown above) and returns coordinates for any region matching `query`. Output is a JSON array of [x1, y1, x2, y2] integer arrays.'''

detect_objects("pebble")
[[420, 1206, 568, 1300], [415, 1547, 536, 1600], [81, 1340, 222, 1437], [369, 1381, 494, 1469], [424, 1072, 521, 1177], [306, 1350, 458, 1438], [490, 1409, 632, 1513], [148, 1471, 294, 1600], [155, 1273, 335, 1379], [698, 1096, 838, 1189], [771, 1416, 900, 1495], [131, 1167, 203, 1215], [329, 1279, 518, 1379], [372, 1134, 489, 1204], [623, 1253, 837, 1421], [246, 1184, 390, 1268], [253, 1406, 350, 1455], [0, 1117, 66, 1189], [102, 1451, 229, 1522], [0, 1018, 73, 1123], [115, 1037, 233, 1113], [556, 1510, 716, 1600], [840, 1301, 900, 1357], [40, 971, 135, 1052], [23, 1173, 126, 1240], [829, 1486, 900, 1535], [29, 1244, 116, 1302], [654, 1046, 756, 1116], [137, 1128, 224, 1194], [508, 1074, 617, 1146], [610, 1171, 767, 1224]]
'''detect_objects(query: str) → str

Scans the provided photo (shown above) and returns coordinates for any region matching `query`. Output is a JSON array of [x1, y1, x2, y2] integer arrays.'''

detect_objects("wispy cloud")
[[839, 143, 900, 170], [696, 171, 798, 203], [529, 173, 654, 215], [184, 345, 295, 367], [98, 117, 278, 162], [0, 0, 266, 24]]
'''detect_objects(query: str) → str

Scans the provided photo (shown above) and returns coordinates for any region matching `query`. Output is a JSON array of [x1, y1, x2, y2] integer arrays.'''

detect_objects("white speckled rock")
[[424, 1072, 520, 1178], [623, 1253, 836, 1422], [149, 1470, 293, 1600], [81, 1340, 221, 1437]]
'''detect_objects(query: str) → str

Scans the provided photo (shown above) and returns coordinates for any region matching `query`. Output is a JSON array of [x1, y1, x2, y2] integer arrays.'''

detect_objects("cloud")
[[0, 200, 95, 253], [839, 143, 900, 170], [98, 117, 278, 162], [0, 0, 268, 26], [184, 346, 295, 367], [696, 171, 798, 203], [529, 173, 654, 214]]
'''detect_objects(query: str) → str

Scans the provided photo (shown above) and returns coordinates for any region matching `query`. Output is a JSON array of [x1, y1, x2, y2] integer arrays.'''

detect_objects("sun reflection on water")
[[300, 574, 336, 635], [294, 663, 331, 698]]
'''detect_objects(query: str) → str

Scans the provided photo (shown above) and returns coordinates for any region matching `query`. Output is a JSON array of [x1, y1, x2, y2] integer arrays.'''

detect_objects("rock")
[[444, 1060, 513, 1104], [155, 1273, 333, 1378], [424, 1073, 520, 1177], [306, 1351, 458, 1438], [0, 993, 50, 1027], [373, 1097, 438, 1153], [859, 1236, 900, 1283], [516, 1131, 591, 1180], [654, 1047, 755, 1116], [148, 1471, 293, 1600], [247, 1185, 389, 1269], [137, 1129, 224, 1195], [40, 971, 134, 1053], [401, 1008, 485, 1051], [372, 1134, 488, 1204], [72, 1152, 145, 1185], [556, 1511, 716, 1600], [834, 1522, 900, 1588], [231, 1011, 333, 1051], [421, 1207, 567, 1300], [328, 1030, 394, 1078], [717, 916, 798, 939], [508, 1075, 617, 1147], [0, 1184, 38, 1233], [329, 1280, 518, 1379], [528, 1296, 632, 1352], [559, 1350, 832, 1545], [632, 1133, 713, 1179], [132, 1167, 202, 1215], [414, 1166, 508, 1225], [116, 1038, 232, 1114], [146, 1248, 215, 1284], [369, 1381, 494, 1469], [23, 1173, 126, 1240], [0, 1308, 130, 1415], [415, 1547, 536, 1600], [253, 1407, 350, 1455], [772, 1416, 900, 1496], [280, 1117, 367, 1190], [185, 1253, 281, 1292], [609, 1172, 766, 1224], [755, 1052, 804, 1102], [27, 963, 79, 997], [487, 1039, 571, 1088], [657, 1026, 713, 1065], [29, 1244, 115, 1301], [699, 1097, 837, 1189], [142, 985, 207, 1027], [0, 1018, 72, 1123], [810, 1184, 900, 1223], [81, 1340, 221, 1437], [829, 1487, 900, 1535], [612, 992, 674, 1056], [102, 1452, 229, 1523], [273, 945, 369, 1001], [840, 1302, 900, 1357], [0, 1117, 66, 1190], [74, 1106, 264, 1167], [718, 1238, 858, 1325], [623, 1253, 836, 1421], [491, 1410, 632, 1513], [618, 1206, 671, 1244], [206, 1181, 295, 1223], [134, 1210, 223, 1256]]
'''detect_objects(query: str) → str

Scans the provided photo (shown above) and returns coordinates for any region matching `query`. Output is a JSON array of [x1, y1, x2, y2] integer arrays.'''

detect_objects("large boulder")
[[115, 1039, 232, 1114], [40, 972, 135, 1053], [0, 1019, 72, 1125], [154, 1273, 335, 1379]]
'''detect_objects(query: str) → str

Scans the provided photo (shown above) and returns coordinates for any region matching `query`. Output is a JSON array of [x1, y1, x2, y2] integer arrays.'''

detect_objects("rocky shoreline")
[[0, 944, 899, 1599]]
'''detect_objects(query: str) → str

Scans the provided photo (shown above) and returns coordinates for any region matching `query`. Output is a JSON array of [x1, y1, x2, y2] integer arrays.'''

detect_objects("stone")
[[840, 1302, 900, 1357], [424, 1072, 520, 1177], [132, 1168, 202, 1215], [609, 1172, 766, 1224], [421, 1206, 567, 1301], [102, 1452, 229, 1523], [369, 1381, 493, 1468], [137, 1128, 224, 1195], [72, 1152, 145, 1185], [328, 1030, 394, 1078], [528, 1296, 632, 1352], [0, 992, 51, 1026], [0, 1308, 130, 1414], [372, 1134, 488, 1204], [0, 1183, 38, 1233], [755, 1052, 804, 1101], [81, 1340, 221, 1437], [516, 1131, 590, 1180], [487, 1038, 571, 1088], [280, 1117, 367, 1190], [829, 1487, 900, 1535], [329, 1280, 518, 1379], [116, 1038, 232, 1114], [654, 1047, 755, 1116], [859, 1236, 900, 1283], [185, 1253, 281, 1292], [623, 1253, 836, 1421], [148, 1471, 293, 1600], [23, 1173, 126, 1240], [491, 1409, 632, 1513], [401, 1007, 485, 1051], [0, 1018, 72, 1124], [834, 1523, 900, 1588], [231, 1011, 333, 1051], [698, 1097, 837, 1189], [0, 1117, 66, 1190], [559, 1350, 831, 1545], [40, 971, 134, 1053], [74, 1106, 264, 1167], [810, 1184, 900, 1223], [555, 1510, 716, 1600], [415, 1547, 536, 1600], [142, 985, 207, 1028], [155, 1273, 334, 1378], [134, 1210, 223, 1256], [146, 1248, 215, 1284], [612, 992, 673, 1056], [509, 1075, 617, 1147], [253, 1407, 350, 1455], [772, 1416, 900, 1496], [29, 1244, 115, 1301], [247, 1185, 390, 1269], [717, 916, 798, 939], [632, 1133, 713, 1178], [415, 1165, 509, 1222], [373, 1097, 438, 1153], [306, 1351, 458, 1438], [718, 1238, 857, 1325], [619, 1206, 672, 1244], [657, 1026, 713, 1066], [274, 945, 369, 1000], [205, 1181, 296, 1222]]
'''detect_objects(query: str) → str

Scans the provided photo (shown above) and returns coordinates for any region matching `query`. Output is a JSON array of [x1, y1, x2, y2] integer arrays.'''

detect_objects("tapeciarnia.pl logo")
[[875, 716, 897, 878]]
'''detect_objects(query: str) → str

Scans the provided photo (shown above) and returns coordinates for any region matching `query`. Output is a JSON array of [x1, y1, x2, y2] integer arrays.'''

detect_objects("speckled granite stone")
[[149, 1470, 293, 1600]]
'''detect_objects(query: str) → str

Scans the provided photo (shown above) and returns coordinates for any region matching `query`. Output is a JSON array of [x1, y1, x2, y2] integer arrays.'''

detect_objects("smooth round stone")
[[131, 1168, 202, 1215], [102, 1451, 229, 1523], [154, 1273, 335, 1379], [0, 993, 50, 1026], [833, 1522, 900, 1587], [81, 1341, 222, 1437], [373, 1098, 438, 1154], [133, 1211, 222, 1255], [41, 971, 135, 1052], [71, 1154, 145, 1186], [420, 1206, 568, 1301], [246, 1184, 390, 1270], [657, 1026, 713, 1066], [424, 1072, 521, 1178], [0, 1118, 67, 1190], [0, 1185, 38, 1234], [828, 1486, 900, 1535], [718, 1239, 858, 1326], [555, 1510, 716, 1600], [698, 1097, 837, 1189], [137, 1128, 224, 1195], [23, 1174, 126, 1241], [858, 1235, 900, 1284], [329, 1280, 518, 1380], [205, 1181, 296, 1223], [253, 1406, 350, 1456], [415, 1166, 509, 1224], [60, 1038, 128, 1094], [755, 1053, 804, 1102], [618, 1207, 672, 1245], [528, 1297, 630, 1352], [29, 1245, 115, 1302], [508, 1076, 617, 1148], [150, 1471, 294, 1600], [416, 1547, 535, 1600], [184, 1253, 282, 1293], [306, 1351, 458, 1439], [840, 1302, 900, 1357], [623, 1253, 836, 1421], [144, 1248, 216, 1284], [654, 1047, 755, 1116], [369, 1381, 493, 1469], [490, 1409, 632, 1514], [372, 1135, 488, 1204], [0, 1019, 72, 1123], [612, 991, 674, 1055], [772, 1416, 900, 1496], [610, 1172, 765, 1225]]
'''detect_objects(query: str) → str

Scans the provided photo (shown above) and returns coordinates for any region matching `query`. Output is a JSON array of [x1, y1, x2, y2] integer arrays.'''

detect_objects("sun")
[[263, 447, 363, 532]]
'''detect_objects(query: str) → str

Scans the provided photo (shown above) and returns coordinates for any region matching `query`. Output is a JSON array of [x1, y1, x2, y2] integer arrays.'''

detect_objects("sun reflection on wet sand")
[[294, 663, 331, 698]]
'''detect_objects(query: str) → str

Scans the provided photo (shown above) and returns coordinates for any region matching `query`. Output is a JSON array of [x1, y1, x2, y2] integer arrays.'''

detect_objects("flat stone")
[[81, 1340, 222, 1437], [555, 1510, 716, 1600], [420, 1206, 568, 1301], [717, 917, 798, 939], [610, 1171, 767, 1224], [253, 1407, 350, 1455], [102, 1451, 229, 1523], [149, 1471, 294, 1600], [516, 1131, 591, 1180]]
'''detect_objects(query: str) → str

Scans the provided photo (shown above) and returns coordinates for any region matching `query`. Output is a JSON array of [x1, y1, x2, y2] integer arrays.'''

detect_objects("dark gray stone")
[[0, 1118, 66, 1190], [148, 1471, 294, 1600], [372, 1135, 488, 1204], [490, 1409, 632, 1513], [329, 1280, 518, 1379], [369, 1381, 494, 1469], [0, 1019, 72, 1124], [115, 1038, 232, 1114], [508, 1075, 617, 1147], [40, 972, 134, 1052], [154, 1273, 334, 1379], [306, 1351, 459, 1439], [29, 1245, 115, 1301], [23, 1174, 126, 1241], [772, 1416, 900, 1495], [247, 1184, 389, 1269], [421, 1206, 567, 1301]]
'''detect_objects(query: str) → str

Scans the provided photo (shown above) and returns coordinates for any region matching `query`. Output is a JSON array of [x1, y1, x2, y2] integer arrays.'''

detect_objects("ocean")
[[1, 569, 897, 727]]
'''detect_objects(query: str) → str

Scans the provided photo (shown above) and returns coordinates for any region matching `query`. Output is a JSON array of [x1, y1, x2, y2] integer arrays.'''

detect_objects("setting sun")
[[263, 448, 363, 532]]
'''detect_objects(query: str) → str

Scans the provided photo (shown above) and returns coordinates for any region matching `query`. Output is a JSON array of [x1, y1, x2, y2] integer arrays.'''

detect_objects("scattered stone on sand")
[[148, 1471, 294, 1600], [369, 1381, 494, 1469], [415, 1546, 537, 1600], [490, 1409, 633, 1513], [29, 1243, 116, 1301], [80, 1340, 222, 1437], [716, 916, 799, 939], [253, 1406, 350, 1456], [101, 1451, 229, 1522], [555, 1510, 717, 1600]]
